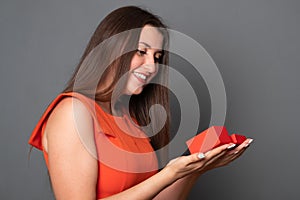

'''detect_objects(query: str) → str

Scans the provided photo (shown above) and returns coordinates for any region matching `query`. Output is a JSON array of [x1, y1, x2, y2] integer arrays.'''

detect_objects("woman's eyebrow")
[[139, 42, 162, 52], [139, 42, 151, 48]]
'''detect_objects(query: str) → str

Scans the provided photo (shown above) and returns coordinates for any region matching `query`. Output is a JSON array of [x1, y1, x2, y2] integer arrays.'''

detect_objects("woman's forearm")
[[99, 169, 201, 200], [99, 167, 176, 200], [153, 172, 201, 200]]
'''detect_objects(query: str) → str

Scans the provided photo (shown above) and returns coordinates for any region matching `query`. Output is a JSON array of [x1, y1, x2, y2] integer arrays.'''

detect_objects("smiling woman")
[[125, 25, 164, 95], [28, 5, 253, 200]]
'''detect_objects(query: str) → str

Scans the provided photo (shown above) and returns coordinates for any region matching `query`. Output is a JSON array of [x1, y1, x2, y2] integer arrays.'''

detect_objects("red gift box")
[[186, 126, 246, 154], [230, 134, 247, 144]]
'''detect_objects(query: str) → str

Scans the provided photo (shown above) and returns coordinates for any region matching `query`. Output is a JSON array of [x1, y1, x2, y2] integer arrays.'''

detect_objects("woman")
[[29, 6, 253, 199]]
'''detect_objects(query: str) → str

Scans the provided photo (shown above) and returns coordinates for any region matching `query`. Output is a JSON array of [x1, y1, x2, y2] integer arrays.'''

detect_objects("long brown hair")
[[63, 6, 170, 165]]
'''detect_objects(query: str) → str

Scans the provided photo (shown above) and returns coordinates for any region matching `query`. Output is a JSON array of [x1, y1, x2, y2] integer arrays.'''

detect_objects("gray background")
[[1, 0, 299, 199]]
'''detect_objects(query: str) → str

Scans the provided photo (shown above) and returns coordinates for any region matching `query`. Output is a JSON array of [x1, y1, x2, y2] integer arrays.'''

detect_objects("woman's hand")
[[164, 138, 253, 181]]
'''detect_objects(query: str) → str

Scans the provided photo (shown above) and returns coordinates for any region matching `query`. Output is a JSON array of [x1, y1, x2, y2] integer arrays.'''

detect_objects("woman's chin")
[[124, 87, 143, 95], [132, 87, 143, 95]]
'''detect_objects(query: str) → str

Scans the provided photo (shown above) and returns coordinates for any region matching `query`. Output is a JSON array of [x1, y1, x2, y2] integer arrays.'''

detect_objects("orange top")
[[28, 92, 158, 199]]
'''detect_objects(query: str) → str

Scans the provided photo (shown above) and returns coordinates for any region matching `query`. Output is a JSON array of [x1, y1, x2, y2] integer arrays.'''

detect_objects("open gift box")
[[186, 126, 247, 154]]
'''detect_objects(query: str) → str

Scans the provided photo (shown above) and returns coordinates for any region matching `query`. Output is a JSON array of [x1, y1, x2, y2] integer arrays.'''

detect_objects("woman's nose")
[[143, 55, 157, 73]]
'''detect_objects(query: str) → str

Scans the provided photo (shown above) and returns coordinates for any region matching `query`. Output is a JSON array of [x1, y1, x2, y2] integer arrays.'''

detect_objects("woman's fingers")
[[171, 138, 254, 177], [202, 143, 235, 160], [226, 138, 254, 160], [189, 143, 232, 164], [201, 148, 229, 167], [210, 138, 252, 168], [188, 143, 233, 168], [227, 138, 254, 155], [190, 138, 254, 170]]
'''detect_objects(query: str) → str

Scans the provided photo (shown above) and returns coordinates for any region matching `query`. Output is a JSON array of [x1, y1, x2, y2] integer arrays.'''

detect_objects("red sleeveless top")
[[28, 92, 158, 198]]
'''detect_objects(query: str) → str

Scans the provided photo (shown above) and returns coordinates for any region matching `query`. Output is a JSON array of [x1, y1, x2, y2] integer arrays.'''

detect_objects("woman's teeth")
[[134, 72, 146, 80]]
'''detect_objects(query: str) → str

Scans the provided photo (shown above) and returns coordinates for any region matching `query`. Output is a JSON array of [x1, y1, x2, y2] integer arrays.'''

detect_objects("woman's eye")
[[136, 49, 163, 63], [154, 56, 161, 63], [154, 53, 163, 63], [137, 49, 146, 56]]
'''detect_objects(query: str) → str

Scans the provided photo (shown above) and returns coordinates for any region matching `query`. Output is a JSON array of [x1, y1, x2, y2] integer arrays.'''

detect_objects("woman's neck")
[[97, 100, 128, 117]]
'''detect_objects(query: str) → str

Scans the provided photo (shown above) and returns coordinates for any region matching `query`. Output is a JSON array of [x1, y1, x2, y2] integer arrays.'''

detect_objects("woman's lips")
[[133, 71, 148, 84]]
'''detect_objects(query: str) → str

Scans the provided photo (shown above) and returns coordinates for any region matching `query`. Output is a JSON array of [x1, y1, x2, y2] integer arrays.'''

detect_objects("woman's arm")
[[44, 97, 252, 200], [152, 172, 200, 200], [153, 139, 252, 200], [44, 98, 98, 199]]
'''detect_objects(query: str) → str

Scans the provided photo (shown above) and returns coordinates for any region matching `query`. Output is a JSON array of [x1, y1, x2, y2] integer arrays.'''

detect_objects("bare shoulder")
[[48, 97, 93, 125], [43, 97, 96, 158]]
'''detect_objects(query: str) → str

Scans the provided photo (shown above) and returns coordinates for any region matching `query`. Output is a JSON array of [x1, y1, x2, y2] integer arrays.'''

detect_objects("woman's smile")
[[133, 71, 148, 84]]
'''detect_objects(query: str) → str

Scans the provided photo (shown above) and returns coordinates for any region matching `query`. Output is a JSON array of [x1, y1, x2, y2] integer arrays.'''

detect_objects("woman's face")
[[124, 25, 164, 95]]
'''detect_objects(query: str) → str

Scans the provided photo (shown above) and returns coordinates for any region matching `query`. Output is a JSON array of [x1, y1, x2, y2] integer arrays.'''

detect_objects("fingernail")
[[205, 151, 211, 156], [244, 139, 254, 148], [227, 144, 236, 150], [234, 150, 239, 154], [248, 139, 254, 144], [198, 153, 206, 159]]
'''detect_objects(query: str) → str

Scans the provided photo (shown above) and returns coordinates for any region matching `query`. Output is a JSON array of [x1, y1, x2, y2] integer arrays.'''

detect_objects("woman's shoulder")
[[45, 92, 97, 130], [43, 95, 97, 157], [47, 96, 93, 126], [45, 94, 94, 137], [29, 92, 101, 152]]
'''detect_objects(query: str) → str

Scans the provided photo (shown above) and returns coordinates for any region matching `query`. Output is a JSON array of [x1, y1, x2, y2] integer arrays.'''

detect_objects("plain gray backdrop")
[[1, 0, 299, 199]]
